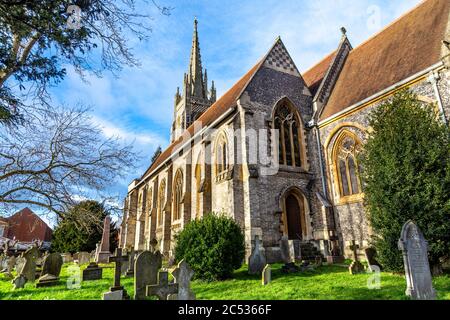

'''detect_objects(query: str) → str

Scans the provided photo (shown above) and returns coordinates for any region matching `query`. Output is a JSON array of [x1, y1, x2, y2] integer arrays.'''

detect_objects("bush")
[[360, 89, 450, 273], [174, 213, 245, 281]]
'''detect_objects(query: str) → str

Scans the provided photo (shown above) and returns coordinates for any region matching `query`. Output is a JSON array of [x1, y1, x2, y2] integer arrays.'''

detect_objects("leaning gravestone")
[[172, 259, 195, 300], [262, 264, 271, 285], [2, 256, 16, 279], [36, 253, 63, 287], [248, 235, 266, 275], [365, 247, 382, 272], [11, 274, 27, 289], [18, 247, 39, 282], [280, 236, 299, 273], [125, 250, 136, 277], [398, 220, 436, 300], [134, 250, 162, 300], [61, 253, 73, 263]]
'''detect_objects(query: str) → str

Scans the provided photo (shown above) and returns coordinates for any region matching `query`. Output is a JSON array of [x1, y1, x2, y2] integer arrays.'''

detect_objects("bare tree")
[[0, 105, 139, 219]]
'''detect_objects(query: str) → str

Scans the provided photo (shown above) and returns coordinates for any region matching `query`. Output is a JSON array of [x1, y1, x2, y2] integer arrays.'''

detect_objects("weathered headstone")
[[78, 252, 90, 265], [262, 264, 271, 285], [125, 250, 136, 277], [82, 262, 103, 281], [61, 253, 73, 263], [398, 220, 436, 300], [2, 256, 16, 279], [348, 240, 364, 275], [146, 270, 178, 300], [103, 290, 123, 300], [103, 248, 130, 300], [36, 253, 63, 287], [248, 235, 266, 275], [280, 236, 299, 273], [134, 250, 162, 300], [365, 247, 382, 272], [19, 247, 39, 282], [96, 215, 111, 263], [172, 259, 195, 300]]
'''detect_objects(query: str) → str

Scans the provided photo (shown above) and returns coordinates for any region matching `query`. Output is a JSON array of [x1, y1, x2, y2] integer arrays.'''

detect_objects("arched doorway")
[[282, 190, 307, 240]]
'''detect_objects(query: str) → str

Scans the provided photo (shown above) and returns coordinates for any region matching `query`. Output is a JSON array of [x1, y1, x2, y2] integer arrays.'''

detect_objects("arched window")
[[215, 134, 228, 175], [172, 170, 183, 222], [195, 159, 202, 218], [333, 131, 362, 199], [157, 179, 166, 226], [273, 102, 304, 167]]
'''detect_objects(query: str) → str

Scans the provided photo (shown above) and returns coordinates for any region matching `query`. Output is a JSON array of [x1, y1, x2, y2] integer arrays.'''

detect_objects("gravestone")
[[348, 240, 364, 275], [73, 252, 79, 261], [262, 264, 271, 285], [2, 256, 16, 279], [172, 259, 195, 300], [103, 248, 130, 300], [12, 274, 26, 289], [146, 270, 178, 300], [398, 220, 436, 300], [248, 235, 266, 275], [96, 215, 111, 263], [82, 262, 103, 281], [103, 290, 123, 300], [78, 252, 90, 265], [125, 250, 136, 277], [61, 253, 73, 263], [134, 250, 162, 300], [18, 247, 39, 282], [280, 236, 299, 273], [36, 253, 63, 287], [365, 247, 382, 272]]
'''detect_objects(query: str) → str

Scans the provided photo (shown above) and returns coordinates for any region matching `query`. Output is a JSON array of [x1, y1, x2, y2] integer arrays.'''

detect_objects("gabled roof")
[[319, 0, 450, 121], [139, 37, 303, 183]]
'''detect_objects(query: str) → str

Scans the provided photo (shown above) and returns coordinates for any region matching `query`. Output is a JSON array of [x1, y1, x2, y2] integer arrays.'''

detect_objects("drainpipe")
[[428, 71, 448, 126]]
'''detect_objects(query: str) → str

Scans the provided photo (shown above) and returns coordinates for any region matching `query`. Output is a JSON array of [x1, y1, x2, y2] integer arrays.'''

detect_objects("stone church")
[[119, 0, 450, 262]]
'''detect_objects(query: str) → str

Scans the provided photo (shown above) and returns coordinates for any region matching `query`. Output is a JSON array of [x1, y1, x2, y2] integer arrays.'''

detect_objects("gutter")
[[318, 61, 445, 127]]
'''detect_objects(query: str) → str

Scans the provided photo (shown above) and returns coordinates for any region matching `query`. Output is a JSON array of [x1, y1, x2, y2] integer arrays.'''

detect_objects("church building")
[[119, 0, 450, 262]]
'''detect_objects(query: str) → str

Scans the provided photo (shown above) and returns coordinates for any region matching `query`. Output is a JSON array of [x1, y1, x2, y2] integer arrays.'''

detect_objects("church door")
[[285, 194, 303, 240]]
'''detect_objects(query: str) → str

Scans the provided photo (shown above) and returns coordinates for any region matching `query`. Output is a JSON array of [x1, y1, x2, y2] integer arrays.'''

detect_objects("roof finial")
[[340, 26, 347, 36]]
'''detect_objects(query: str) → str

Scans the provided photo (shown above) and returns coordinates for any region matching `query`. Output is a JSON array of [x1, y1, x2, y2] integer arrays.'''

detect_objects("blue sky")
[[43, 0, 421, 223]]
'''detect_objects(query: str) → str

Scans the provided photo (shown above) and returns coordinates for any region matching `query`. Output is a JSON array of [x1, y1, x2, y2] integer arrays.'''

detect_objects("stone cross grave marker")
[[248, 235, 266, 275], [134, 250, 162, 300], [348, 240, 364, 275], [262, 264, 271, 285], [146, 270, 178, 300], [108, 248, 129, 293], [398, 220, 436, 300], [172, 259, 195, 300]]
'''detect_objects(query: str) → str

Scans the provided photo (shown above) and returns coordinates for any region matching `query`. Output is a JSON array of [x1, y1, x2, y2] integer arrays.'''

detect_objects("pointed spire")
[[188, 17, 204, 98]]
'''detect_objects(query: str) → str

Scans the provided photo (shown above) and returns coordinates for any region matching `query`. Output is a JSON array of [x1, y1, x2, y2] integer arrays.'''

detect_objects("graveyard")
[[1, 260, 449, 300]]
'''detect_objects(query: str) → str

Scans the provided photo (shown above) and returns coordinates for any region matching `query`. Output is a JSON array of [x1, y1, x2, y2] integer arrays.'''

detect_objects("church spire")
[[188, 18, 205, 98]]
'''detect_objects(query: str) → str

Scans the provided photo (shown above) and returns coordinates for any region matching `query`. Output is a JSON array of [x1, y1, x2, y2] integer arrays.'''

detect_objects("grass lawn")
[[0, 263, 449, 300]]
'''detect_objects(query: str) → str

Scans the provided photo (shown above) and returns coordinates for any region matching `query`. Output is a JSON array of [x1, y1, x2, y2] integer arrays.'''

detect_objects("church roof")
[[141, 58, 264, 179], [302, 50, 337, 97], [319, 0, 450, 121]]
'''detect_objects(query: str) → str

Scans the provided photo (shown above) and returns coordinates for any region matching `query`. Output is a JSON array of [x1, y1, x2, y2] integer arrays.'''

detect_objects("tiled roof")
[[320, 0, 450, 121], [302, 50, 337, 97]]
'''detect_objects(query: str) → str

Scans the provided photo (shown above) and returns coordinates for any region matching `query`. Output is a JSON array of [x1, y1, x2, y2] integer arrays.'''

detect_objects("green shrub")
[[360, 89, 450, 273], [174, 213, 245, 281]]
